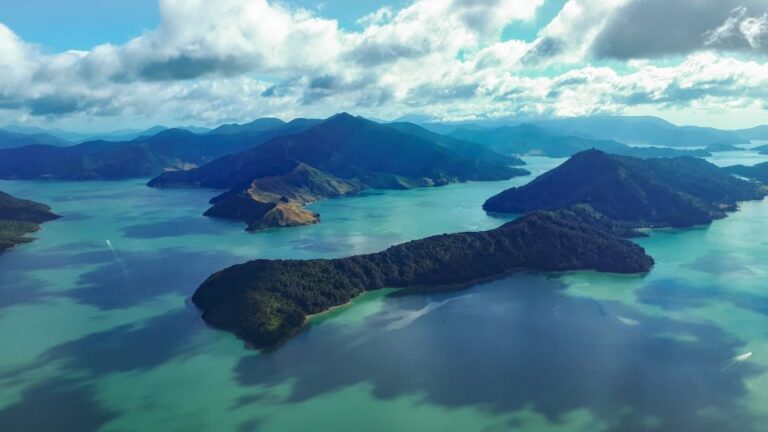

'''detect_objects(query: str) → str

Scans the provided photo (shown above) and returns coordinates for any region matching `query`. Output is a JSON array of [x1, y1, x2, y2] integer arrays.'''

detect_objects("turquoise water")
[[1, 154, 768, 431]]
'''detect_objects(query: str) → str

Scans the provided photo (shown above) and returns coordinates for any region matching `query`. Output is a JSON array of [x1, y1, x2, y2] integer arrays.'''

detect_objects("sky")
[[0, 0, 767, 132]]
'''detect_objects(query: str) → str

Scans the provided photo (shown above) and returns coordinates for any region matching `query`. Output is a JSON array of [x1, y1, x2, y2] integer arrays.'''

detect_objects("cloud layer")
[[0, 0, 767, 128]]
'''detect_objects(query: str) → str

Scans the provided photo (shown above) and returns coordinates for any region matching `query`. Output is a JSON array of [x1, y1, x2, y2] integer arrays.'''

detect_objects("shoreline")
[[305, 300, 356, 321]]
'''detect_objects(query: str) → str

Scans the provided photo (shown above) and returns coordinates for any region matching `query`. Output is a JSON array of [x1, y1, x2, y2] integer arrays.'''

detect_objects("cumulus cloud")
[[522, 0, 630, 65], [0, 0, 768, 127]]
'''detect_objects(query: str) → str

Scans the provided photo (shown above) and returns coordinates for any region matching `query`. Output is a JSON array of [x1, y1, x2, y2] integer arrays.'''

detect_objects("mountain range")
[[448, 123, 712, 158], [149, 113, 528, 231], [422, 115, 760, 147], [0, 118, 328, 180]]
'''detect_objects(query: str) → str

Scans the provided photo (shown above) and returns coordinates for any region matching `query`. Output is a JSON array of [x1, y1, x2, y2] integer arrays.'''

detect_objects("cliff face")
[[0, 191, 59, 252], [484, 150, 766, 228], [192, 209, 654, 349]]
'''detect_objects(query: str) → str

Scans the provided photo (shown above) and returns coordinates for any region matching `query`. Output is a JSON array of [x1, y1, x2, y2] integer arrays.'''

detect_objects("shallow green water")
[[1, 154, 768, 432]]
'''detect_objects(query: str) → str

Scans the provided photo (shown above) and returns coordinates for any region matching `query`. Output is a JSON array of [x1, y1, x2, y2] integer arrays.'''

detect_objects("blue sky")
[[0, 0, 160, 51], [0, 0, 766, 132]]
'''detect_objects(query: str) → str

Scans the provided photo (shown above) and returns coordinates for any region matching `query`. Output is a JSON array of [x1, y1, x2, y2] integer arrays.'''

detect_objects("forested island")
[[0, 191, 59, 252], [193, 209, 654, 348], [484, 149, 766, 228]]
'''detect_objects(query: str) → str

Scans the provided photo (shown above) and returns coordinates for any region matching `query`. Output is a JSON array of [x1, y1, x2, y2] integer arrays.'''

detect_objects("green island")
[[193, 208, 654, 349]]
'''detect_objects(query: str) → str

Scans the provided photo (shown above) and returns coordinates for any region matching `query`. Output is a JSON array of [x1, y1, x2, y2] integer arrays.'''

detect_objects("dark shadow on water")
[[684, 252, 755, 276], [0, 378, 118, 432], [1, 243, 242, 311], [0, 243, 107, 310], [234, 274, 763, 432], [37, 308, 205, 374], [122, 217, 236, 239], [637, 278, 768, 316], [0, 272, 51, 311], [1, 308, 206, 383], [67, 247, 241, 310]]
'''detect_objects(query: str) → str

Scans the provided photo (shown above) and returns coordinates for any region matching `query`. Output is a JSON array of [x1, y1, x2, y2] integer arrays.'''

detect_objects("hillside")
[[484, 150, 765, 228], [725, 162, 768, 183], [150, 114, 529, 230], [0, 191, 59, 252]]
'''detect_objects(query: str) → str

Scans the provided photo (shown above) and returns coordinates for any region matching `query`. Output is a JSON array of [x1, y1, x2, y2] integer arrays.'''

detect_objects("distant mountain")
[[208, 118, 323, 139], [484, 149, 765, 229], [705, 143, 743, 152], [0, 130, 71, 150], [0, 127, 292, 180], [193, 209, 654, 348], [82, 125, 215, 141], [734, 125, 768, 141], [449, 123, 711, 158], [2, 125, 89, 142], [150, 113, 529, 231], [531, 116, 745, 147], [0, 191, 59, 252], [2, 124, 212, 143], [210, 118, 287, 135], [386, 122, 525, 165]]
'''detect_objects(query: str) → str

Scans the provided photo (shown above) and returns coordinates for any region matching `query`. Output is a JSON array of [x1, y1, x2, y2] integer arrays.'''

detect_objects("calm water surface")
[[1, 154, 768, 432]]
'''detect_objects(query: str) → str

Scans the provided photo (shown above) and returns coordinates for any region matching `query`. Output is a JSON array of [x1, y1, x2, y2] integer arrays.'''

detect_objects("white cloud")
[[356, 6, 394, 27], [523, 0, 629, 65], [705, 6, 768, 52], [0, 0, 767, 129]]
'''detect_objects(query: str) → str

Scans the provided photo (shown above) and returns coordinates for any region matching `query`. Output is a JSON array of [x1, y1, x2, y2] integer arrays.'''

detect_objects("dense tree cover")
[[0, 191, 58, 252], [193, 210, 654, 349], [484, 149, 766, 228]]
